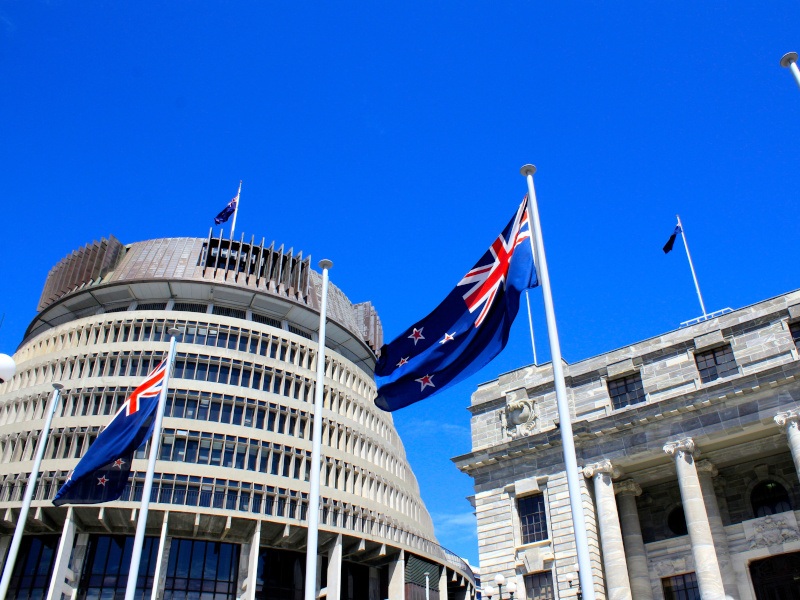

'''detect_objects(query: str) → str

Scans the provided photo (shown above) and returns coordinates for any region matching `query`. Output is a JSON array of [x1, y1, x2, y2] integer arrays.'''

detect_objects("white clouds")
[[400, 418, 470, 440], [432, 510, 478, 555]]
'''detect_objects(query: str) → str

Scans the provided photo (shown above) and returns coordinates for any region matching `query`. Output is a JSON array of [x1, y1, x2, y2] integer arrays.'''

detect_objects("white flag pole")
[[124, 328, 182, 600], [780, 52, 800, 89], [676, 215, 707, 318], [230, 180, 242, 240], [0, 383, 63, 600], [521, 165, 597, 600], [304, 259, 333, 600]]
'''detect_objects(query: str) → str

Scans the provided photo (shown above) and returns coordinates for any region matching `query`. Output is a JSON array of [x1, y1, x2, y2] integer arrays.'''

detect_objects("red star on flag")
[[439, 332, 456, 345], [408, 328, 425, 345], [113, 458, 125, 469], [397, 357, 409, 367], [415, 374, 435, 391], [97, 475, 109, 486]]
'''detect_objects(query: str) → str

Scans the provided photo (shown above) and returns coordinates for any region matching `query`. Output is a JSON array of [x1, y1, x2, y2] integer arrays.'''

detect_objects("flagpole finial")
[[52, 383, 64, 390], [319, 259, 333, 270], [781, 52, 798, 67], [168, 327, 184, 337], [520, 164, 537, 176]]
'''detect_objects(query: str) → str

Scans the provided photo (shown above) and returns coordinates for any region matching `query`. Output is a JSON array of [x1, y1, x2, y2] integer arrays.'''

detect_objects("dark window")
[[519, 494, 548, 544], [173, 302, 208, 313], [255, 548, 306, 599], [164, 538, 239, 600], [662, 572, 700, 600], [608, 373, 646, 410], [4, 535, 59, 599], [524, 571, 555, 600], [78, 535, 158, 599], [667, 506, 688, 537], [751, 480, 792, 517], [694, 345, 738, 383], [790, 322, 800, 351]]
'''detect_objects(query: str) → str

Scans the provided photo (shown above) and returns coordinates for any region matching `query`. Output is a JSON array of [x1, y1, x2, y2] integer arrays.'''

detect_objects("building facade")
[[0, 233, 474, 600], [454, 291, 800, 600]]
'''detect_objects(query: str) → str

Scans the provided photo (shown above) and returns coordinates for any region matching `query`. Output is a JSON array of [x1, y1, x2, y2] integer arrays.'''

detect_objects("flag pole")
[[124, 328, 181, 600], [304, 259, 333, 600], [0, 383, 63, 600], [230, 180, 242, 240], [780, 52, 800, 89], [521, 165, 597, 600], [676, 215, 707, 318]]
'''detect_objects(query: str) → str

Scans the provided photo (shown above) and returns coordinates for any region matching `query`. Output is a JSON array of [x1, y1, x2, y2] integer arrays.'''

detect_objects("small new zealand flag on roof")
[[374, 197, 538, 412]]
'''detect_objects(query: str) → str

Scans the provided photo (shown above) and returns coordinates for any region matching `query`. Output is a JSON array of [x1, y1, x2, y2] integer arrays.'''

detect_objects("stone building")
[[0, 233, 474, 600], [453, 290, 800, 600]]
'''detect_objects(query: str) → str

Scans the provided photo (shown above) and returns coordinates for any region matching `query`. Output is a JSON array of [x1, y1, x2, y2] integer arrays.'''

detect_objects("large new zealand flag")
[[375, 197, 538, 411], [53, 359, 167, 506]]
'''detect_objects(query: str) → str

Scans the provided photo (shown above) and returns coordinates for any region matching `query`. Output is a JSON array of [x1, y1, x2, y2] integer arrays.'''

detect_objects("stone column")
[[240, 519, 261, 600], [695, 461, 737, 599], [388, 550, 405, 600], [439, 567, 449, 600], [613, 480, 654, 600], [663, 439, 725, 600], [46, 507, 77, 600], [774, 410, 800, 478], [584, 460, 633, 600], [326, 534, 343, 600]]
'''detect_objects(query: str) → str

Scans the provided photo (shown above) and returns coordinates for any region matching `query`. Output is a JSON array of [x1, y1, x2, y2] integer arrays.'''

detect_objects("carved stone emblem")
[[505, 390, 537, 438], [746, 514, 800, 550]]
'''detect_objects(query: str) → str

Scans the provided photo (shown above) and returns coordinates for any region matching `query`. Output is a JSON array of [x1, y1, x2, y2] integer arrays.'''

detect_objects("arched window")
[[751, 480, 792, 517], [667, 506, 688, 536]]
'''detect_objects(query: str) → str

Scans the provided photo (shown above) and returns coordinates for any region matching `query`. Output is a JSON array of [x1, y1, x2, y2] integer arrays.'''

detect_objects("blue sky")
[[1, 3, 798, 566]]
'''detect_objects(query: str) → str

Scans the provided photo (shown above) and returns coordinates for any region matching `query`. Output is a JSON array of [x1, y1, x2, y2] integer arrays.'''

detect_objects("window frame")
[[694, 344, 738, 383], [516, 492, 550, 545], [607, 371, 646, 410]]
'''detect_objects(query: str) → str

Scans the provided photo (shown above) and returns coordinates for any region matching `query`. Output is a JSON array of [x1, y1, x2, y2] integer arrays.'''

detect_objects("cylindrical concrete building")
[[0, 233, 474, 600]]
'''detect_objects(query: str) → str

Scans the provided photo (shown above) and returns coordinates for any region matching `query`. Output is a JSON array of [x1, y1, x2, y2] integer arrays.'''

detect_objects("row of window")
[[608, 342, 742, 411], [0, 390, 411, 492], [1, 382, 401, 470], [0, 421, 417, 519], [1, 471, 430, 555], [601, 322, 800, 411], [15, 316, 371, 394]]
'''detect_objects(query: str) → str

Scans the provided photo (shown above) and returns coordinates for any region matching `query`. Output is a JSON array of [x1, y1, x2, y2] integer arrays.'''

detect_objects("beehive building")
[[0, 233, 475, 600]]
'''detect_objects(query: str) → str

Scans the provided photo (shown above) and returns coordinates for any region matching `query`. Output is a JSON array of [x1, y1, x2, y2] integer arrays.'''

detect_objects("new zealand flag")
[[53, 359, 167, 506], [214, 198, 237, 225], [374, 197, 538, 412]]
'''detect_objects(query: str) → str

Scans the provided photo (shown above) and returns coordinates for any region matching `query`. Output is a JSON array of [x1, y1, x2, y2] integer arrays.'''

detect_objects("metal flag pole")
[[304, 259, 333, 600], [525, 290, 538, 365], [124, 328, 181, 600], [521, 165, 597, 600], [230, 180, 243, 240], [0, 383, 63, 600], [676, 215, 707, 318], [780, 52, 800, 89]]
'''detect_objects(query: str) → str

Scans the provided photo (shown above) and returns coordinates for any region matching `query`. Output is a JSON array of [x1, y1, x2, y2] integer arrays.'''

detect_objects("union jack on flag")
[[374, 196, 538, 412], [126, 359, 166, 415], [458, 198, 531, 327], [54, 355, 169, 506]]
